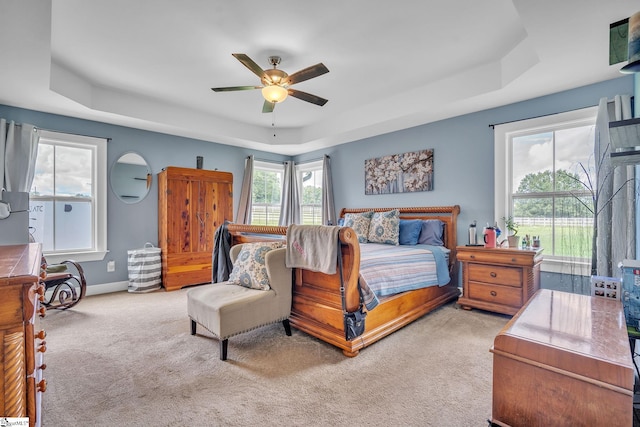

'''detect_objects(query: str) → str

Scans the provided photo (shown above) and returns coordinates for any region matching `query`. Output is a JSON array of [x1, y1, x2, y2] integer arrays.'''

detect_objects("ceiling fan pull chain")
[[272, 110, 277, 138]]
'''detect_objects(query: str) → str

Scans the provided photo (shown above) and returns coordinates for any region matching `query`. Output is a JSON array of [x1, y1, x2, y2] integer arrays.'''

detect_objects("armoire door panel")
[[158, 167, 233, 290]]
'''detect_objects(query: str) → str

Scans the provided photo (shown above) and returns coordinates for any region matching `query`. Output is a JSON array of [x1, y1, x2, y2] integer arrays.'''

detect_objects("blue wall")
[[296, 75, 635, 291], [0, 74, 634, 291], [0, 106, 287, 286]]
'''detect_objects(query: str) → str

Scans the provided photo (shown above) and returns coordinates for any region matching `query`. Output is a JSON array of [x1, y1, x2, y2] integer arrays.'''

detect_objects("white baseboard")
[[44, 280, 128, 303], [86, 281, 128, 296]]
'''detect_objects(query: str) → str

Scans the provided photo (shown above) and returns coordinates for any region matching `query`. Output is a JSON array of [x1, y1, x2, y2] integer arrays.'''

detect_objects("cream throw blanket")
[[285, 224, 339, 274]]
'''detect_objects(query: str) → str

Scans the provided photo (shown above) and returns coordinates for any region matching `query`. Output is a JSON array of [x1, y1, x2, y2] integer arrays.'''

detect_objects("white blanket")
[[285, 225, 339, 274]]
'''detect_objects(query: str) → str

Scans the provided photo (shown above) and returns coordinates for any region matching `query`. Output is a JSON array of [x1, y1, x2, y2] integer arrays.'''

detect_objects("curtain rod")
[[488, 96, 635, 129], [297, 156, 327, 165], [11, 123, 112, 141], [252, 155, 328, 165], [488, 107, 593, 129], [253, 157, 285, 165]]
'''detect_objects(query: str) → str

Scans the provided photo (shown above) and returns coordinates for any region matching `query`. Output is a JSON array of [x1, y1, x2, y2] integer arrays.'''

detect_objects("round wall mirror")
[[110, 152, 152, 204]]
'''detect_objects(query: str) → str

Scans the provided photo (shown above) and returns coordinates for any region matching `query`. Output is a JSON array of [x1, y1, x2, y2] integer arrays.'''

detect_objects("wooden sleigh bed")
[[226, 205, 460, 357]]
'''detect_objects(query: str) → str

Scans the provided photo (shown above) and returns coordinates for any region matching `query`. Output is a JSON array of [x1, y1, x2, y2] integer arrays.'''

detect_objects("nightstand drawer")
[[468, 282, 522, 307], [468, 264, 522, 287], [457, 251, 523, 265]]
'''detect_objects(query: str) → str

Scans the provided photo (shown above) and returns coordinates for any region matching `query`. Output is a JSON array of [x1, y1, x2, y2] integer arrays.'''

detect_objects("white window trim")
[[251, 160, 284, 226], [295, 159, 323, 174], [296, 160, 323, 225], [36, 130, 108, 264], [494, 106, 598, 276], [254, 160, 284, 173]]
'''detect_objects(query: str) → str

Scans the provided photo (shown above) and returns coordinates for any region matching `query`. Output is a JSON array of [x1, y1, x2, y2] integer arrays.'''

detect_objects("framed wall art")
[[364, 148, 434, 195]]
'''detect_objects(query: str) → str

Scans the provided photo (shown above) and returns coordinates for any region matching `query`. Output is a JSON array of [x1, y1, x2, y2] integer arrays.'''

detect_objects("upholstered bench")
[[187, 244, 292, 360]]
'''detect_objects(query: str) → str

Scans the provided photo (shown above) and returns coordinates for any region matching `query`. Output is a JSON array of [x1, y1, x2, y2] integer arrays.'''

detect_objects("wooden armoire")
[[158, 167, 233, 291]]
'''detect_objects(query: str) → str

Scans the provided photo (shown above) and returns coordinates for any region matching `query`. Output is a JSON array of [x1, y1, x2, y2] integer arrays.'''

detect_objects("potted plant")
[[502, 216, 520, 248]]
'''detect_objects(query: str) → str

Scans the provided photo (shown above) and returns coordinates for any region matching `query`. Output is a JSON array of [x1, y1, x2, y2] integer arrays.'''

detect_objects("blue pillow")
[[399, 219, 422, 245], [337, 218, 345, 226], [418, 220, 444, 246]]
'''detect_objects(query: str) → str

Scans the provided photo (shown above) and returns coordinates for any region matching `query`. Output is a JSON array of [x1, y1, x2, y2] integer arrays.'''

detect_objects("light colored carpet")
[[40, 289, 510, 426]]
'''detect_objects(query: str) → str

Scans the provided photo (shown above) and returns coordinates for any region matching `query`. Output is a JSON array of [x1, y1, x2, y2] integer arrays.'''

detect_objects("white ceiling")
[[0, 1, 637, 155]]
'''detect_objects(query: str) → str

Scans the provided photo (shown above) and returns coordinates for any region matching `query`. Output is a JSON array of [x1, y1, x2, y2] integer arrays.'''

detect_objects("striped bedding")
[[358, 243, 450, 299]]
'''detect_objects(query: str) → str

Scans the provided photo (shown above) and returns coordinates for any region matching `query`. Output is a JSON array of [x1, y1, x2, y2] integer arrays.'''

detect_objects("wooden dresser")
[[457, 246, 542, 315], [0, 243, 47, 427], [158, 167, 233, 291], [491, 289, 633, 426]]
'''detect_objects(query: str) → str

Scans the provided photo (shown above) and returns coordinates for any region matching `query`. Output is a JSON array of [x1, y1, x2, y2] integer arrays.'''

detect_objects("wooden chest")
[[491, 289, 633, 426], [457, 246, 542, 315], [0, 243, 46, 426]]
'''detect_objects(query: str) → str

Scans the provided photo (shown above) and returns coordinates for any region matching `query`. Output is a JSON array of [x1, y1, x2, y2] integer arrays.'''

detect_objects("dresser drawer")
[[468, 282, 522, 307], [468, 264, 522, 287]]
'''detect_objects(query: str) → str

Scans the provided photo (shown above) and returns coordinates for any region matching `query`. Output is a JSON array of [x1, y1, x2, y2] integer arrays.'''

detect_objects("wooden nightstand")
[[457, 245, 543, 315]]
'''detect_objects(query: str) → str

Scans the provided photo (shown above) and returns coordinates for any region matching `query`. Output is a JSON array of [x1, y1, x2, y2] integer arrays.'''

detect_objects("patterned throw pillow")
[[343, 211, 374, 243], [228, 242, 284, 290], [367, 209, 400, 245]]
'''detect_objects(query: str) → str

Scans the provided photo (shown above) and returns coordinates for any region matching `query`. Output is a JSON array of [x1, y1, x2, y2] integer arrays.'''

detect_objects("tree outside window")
[[297, 160, 323, 225], [251, 163, 283, 226], [511, 125, 595, 261]]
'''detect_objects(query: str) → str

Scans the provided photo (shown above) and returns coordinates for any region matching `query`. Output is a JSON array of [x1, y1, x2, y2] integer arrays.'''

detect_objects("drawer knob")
[[38, 342, 47, 353], [511, 258, 516, 262], [490, 291, 497, 296], [38, 307, 46, 318], [470, 255, 476, 259], [36, 330, 47, 340], [490, 272, 497, 278], [39, 363, 47, 371], [37, 379, 47, 393]]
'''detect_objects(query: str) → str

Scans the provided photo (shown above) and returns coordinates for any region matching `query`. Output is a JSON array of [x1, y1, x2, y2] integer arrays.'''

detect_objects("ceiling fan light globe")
[[262, 85, 288, 103]]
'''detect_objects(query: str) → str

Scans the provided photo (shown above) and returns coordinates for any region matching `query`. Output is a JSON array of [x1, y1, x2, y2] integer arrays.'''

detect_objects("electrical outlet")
[[107, 260, 115, 272]]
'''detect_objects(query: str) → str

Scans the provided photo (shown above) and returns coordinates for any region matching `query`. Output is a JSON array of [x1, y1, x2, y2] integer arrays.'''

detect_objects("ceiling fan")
[[212, 53, 329, 113]]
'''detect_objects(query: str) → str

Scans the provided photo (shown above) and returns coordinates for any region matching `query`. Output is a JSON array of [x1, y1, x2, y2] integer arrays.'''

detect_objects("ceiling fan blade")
[[232, 53, 267, 80], [262, 100, 275, 113], [288, 89, 328, 106], [211, 86, 261, 92], [286, 63, 329, 85]]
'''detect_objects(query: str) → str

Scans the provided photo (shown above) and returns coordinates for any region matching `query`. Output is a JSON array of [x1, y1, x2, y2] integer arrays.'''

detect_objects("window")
[[29, 130, 108, 263], [297, 160, 323, 225], [251, 161, 283, 225], [495, 107, 598, 275]]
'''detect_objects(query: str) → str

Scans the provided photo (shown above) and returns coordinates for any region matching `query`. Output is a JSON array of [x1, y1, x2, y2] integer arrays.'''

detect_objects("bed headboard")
[[339, 205, 460, 270], [227, 205, 461, 273]]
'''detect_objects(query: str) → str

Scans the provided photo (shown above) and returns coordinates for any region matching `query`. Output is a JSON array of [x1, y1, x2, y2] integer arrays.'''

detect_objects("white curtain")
[[1, 119, 40, 192], [235, 155, 253, 224], [279, 161, 300, 226], [322, 155, 337, 225], [594, 95, 635, 276]]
